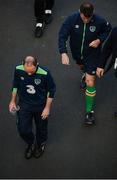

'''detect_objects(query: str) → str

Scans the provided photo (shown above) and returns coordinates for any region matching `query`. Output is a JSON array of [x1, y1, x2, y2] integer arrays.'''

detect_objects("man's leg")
[[17, 109, 35, 159], [34, 0, 46, 37], [45, 0, 54, 9], [78, 64, 87, 90], [34, 0, 45, 23], [85, 73, 96, 125], [44, 0, 55, 24], [33, 112, 48, 158], [76, 62, 86, 90], [76, 59, 96, 125]]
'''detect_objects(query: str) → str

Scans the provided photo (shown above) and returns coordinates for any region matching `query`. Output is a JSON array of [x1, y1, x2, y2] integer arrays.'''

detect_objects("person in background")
[[34, 0, 55, 37]]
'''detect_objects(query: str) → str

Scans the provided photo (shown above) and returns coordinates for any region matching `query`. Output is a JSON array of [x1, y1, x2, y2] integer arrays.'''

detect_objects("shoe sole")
[[84, 121, 95, 126]]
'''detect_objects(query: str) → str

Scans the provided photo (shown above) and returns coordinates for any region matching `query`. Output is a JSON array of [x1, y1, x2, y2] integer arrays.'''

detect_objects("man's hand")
[[89, 39, 101, 48], [61, 53, 70, 65], [96, 67, 104, 78], [9, 101, 17, 112], [41, 107, 50, 120]]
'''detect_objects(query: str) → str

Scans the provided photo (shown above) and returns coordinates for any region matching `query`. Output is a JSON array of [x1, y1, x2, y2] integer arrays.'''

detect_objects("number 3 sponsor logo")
[[26, 85, 36, 94]]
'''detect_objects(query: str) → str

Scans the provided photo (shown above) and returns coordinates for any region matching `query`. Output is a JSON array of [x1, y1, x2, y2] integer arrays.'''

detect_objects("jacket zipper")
[[81, 23, 86, 59]]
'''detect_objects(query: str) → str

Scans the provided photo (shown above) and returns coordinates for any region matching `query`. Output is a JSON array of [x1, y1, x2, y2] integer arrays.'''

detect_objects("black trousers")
[[34, 0, 55, 22], [17, 107, 48, 146]]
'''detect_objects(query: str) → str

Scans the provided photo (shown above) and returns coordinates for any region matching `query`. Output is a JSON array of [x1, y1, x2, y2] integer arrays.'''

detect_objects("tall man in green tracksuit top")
[[9, 56, 56, 159], [58, 2, 111, 125]]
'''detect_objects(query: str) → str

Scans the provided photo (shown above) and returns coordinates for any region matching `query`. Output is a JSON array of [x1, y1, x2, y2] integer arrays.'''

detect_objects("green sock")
[[85, 86, 96, 113]]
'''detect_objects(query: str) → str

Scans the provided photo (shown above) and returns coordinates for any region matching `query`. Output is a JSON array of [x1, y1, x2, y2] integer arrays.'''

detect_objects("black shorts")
[[75, 59, 97, 75]]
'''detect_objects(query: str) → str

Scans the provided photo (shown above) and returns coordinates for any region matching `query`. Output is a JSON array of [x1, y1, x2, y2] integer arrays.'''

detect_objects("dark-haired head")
[[80, 2, 94, 18]]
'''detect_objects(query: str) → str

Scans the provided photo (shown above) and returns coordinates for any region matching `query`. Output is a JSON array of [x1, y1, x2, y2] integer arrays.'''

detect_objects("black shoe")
[[33, 143, 46, 158], [35, 22, 45, 38], [45, 13, 53, 24], [84, 111, 95, 125], [25, 144, 35, 159], [80, 73, 86, 90]]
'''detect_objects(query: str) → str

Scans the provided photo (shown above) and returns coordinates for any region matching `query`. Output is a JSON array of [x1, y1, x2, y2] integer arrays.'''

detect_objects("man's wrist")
[[96, 39, 101, 44]]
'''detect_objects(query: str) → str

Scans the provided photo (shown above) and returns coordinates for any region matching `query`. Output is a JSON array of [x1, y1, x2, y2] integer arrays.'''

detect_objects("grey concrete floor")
[[0, 0, 117, 178]]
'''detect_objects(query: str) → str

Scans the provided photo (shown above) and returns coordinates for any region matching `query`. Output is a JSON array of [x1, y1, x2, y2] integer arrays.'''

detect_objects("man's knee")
[[85, 74, 95, 87], [86, 80, 94, 87], [17, 121, 31, 137]]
